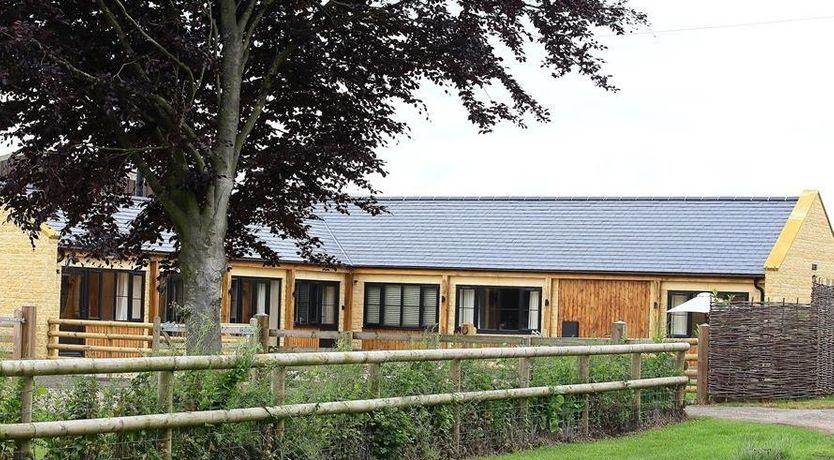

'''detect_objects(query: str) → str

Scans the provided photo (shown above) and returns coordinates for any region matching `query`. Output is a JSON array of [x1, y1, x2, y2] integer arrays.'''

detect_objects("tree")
[[0, 1, 645, 353]]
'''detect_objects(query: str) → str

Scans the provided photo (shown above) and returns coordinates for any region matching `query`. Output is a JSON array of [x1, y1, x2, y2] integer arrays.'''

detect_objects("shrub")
[[5, 349, 680, 459]]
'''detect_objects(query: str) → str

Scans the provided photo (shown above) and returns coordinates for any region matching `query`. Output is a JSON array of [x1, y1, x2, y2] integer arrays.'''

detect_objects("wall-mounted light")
[[441, 295, 446, 303], [544, 299, 550, 307]]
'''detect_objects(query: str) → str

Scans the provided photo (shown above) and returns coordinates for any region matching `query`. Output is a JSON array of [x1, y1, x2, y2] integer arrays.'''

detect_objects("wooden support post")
[[152, 317, 161, 355], [368, 363, 381, 397], [256, 314, 270, 353], [611, 321, 627, 344], [631, 353, 642, 427], [157, 370, 174, 460], [47, 321, 60, 360], [15, 306, 35, 460], [451, 358, 462, 452], [272, 366, 286, 439], [697, 324, 710, 405], [248, 317, 259, 350], [578, 355, 590, 437], [675, 350, 687, 411], [518, 337, 531, 419]]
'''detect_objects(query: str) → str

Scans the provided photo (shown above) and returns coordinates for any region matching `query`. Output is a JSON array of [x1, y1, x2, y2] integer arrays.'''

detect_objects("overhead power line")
[[606, 14, 834, 37]]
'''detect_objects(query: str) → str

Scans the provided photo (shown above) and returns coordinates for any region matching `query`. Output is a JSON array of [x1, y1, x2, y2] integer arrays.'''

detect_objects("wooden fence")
[[46, 317, 258, 358], [0, 306, 35, 361], [0, 341, 689, 460], [42, 316, 704, 399], [273, 321, 703, 398], [708, 282, 834, 401]]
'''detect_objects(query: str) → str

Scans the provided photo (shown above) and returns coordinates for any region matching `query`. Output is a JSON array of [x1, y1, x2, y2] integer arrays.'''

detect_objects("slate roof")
[[52, 196, 799, 277]]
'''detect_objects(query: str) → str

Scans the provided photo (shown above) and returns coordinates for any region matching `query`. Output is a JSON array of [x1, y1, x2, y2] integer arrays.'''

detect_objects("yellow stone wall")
[[0, 211, 61, 358], [765, 192, 834, 303]]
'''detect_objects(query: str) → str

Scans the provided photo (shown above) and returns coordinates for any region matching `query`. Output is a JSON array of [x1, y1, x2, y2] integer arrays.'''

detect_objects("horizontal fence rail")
[[0, 377, 686, 440], [0, 338, 689, 459], [0, 342, 690, 377]]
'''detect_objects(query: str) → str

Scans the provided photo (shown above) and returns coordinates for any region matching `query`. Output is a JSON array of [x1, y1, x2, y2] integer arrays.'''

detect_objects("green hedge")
[[0, 349, 682, 459]]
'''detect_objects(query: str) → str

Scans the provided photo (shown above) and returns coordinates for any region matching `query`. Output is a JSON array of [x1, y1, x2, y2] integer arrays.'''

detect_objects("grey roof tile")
[[50, 196, 798, 276]]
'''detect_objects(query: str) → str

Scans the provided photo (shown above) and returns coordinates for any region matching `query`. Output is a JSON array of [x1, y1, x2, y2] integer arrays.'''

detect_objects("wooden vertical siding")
[[84, 323, 151, 358], [283, 325, 321, 349], [558, 279, 651, 338], [359, 328, 439, 350]]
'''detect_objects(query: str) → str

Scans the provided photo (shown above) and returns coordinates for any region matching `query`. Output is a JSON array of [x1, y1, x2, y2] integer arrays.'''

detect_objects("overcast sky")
[[372, 0, 834, 200]]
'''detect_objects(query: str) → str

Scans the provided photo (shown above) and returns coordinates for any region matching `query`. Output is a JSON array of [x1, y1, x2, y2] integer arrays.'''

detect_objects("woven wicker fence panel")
[[813, 283, 834, 395], [708, 285, 834, 401]]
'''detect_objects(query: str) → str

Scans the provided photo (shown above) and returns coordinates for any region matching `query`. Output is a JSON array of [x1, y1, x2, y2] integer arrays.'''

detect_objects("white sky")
[[373, 0, 834, 200]]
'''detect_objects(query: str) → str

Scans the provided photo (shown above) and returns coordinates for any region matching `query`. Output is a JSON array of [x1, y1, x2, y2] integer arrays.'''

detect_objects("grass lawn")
[[717, 395, 834, 410], [483, 419, 834, 460]]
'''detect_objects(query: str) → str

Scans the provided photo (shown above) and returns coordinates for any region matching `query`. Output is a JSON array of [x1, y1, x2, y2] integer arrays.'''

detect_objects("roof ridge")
[[370, 195, 800, 202]]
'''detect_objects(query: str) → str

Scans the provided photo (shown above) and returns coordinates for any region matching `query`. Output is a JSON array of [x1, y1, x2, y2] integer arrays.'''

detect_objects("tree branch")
[[234, 43, 294, 158], [110, 0, 197, 99], [95, 0, 151, 83]]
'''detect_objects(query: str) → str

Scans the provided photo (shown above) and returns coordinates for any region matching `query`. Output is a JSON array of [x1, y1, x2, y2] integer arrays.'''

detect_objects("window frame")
[[363, 282, 440, 330], [294, 280, 341, 327], [230, 276, 281, 325], [60, 267, 145, 323], [666, 290, 749, 338], [455, 285, 542, 334]]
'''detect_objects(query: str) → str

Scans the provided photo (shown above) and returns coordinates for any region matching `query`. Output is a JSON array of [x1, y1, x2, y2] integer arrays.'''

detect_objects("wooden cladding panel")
[[85, 324, 150, 358], [283, 325, 320, 349], [359, 328, 438, 351], [558, 279, 651, 338]]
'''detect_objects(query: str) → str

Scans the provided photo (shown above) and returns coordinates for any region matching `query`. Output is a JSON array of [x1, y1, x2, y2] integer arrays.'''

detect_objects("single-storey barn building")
[[2, 190, 832, 357]]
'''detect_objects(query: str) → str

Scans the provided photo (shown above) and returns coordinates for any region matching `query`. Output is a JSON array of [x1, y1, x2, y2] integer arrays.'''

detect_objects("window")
[[158, 273, 184, 323], [455, 286, 541, 333], [295, 280, 340, 326], [364, 283, 439, 329], [59, 268, 145, 322], [667, 291, 749, 337], [230, 277, 281, 324]]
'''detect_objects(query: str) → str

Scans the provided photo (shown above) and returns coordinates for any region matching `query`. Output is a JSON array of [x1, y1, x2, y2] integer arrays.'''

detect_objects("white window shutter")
[[402, 286, 421, 327], [422, 287, 438, 326], [383, 285, 402, 326], [366, 286, 381, 324]]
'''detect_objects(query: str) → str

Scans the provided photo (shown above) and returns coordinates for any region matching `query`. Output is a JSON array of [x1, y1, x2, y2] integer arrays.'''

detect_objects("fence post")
[[578, 354, 590, 437], [611, 321, 627, 344], [631, 353, 642, 427], [249, 317, 259, 349], [157, 370, 174, 460], [47, 319, 60, 359], [675, 349, 687, 412], [255, 314, 270, 353], [368, 363, 381, 397], [451, 358, 462, 452], [152, 316, 161, 355], [16, 305, 36, 460], [697, 324, 710, 405], [518, 337, 531, 419], [272, 366, 286, 440]]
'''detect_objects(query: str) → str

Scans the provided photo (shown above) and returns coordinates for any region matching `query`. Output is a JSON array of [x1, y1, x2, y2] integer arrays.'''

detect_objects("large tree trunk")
[[177, 180, 233, 354], [178, 216, 227, 355], [175, 0, 241, 355]]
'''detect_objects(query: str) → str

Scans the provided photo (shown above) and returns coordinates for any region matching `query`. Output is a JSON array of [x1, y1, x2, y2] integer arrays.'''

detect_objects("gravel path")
[[686, 405, 834, 434]]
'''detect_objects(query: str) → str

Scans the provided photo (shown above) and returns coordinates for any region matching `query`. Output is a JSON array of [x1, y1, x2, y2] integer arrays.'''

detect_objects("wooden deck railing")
[[47, 317, 259, 358], [0, 341, 690, 460]]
